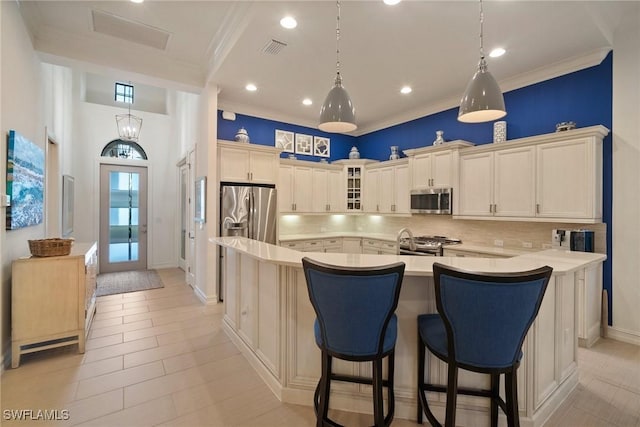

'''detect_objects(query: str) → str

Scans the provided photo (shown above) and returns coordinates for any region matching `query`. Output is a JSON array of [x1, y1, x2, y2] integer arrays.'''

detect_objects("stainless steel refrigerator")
[[218, 182, 277, 299]]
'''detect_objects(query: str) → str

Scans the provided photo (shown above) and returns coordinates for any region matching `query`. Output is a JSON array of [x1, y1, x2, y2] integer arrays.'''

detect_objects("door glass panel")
[[109, 171, 140, 262]]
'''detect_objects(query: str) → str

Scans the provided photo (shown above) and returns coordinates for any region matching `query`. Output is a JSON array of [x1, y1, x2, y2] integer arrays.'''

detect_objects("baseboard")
[[606, 326, 640, 346], [193, 285, 218, 305]]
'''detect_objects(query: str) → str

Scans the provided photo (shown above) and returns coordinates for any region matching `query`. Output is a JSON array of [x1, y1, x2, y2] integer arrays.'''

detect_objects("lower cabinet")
[[222, 250, 282, 379], [362, 238, 398, 254], [11, 242, 98, 368]]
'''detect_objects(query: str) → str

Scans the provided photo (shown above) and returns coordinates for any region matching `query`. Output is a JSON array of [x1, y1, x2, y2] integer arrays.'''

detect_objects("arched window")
[[101, 139, 147, 160]]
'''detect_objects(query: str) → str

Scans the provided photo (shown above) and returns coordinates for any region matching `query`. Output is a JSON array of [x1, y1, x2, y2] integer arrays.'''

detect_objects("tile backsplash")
[[279, 214, 606, 254]]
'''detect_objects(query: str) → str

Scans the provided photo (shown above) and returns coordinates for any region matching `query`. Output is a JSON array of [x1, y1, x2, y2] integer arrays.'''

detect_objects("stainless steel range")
[[398, 235, 461, 256]]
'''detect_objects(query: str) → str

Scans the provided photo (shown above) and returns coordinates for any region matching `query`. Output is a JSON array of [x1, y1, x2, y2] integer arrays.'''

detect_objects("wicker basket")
[[28, 238, 73, 257]]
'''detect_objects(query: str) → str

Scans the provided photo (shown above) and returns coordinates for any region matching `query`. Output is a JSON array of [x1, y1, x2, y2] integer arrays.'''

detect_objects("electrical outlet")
[[522, 242, 533, 248], [494, 239, 503, 247]]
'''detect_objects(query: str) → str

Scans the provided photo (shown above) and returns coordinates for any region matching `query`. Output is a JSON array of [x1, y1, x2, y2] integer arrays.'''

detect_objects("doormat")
[[96, 270, 164, 297]]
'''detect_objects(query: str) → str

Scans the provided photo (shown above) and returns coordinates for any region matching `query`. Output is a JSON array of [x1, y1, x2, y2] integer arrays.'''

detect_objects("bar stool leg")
[[490, 373, 499, 427], [417, 332, 425, 424], [317, 352, 332, 427], [386, 351, 395, 425], [373, 358, 384, 426], [444, 363, 458, 427], [505, 371, 520, 427]]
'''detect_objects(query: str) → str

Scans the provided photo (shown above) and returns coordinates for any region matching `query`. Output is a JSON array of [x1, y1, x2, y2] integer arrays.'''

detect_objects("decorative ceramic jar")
[[389, 146, 400, 160], [349, 146, 360, 159], [493, 121, 507, 143], [433, 130, 445, 145], [235, 127, 250, 143]]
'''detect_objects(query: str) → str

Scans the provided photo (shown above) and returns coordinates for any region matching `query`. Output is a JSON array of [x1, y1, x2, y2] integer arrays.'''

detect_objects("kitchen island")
[[211, 236, 605, 427]]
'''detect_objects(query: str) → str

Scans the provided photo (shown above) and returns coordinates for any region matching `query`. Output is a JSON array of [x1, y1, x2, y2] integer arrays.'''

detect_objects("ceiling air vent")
[[92, 9, 171, 50], [261, 39, 287, 55]]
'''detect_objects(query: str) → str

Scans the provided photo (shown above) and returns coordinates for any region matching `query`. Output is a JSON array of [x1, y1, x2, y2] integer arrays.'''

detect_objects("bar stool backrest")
[[302, 257, 405, 359], [432, 262, 553, 369]]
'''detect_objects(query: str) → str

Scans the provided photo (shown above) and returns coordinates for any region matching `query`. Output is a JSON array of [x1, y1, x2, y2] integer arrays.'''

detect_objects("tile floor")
[[1, 268, 639, 426]]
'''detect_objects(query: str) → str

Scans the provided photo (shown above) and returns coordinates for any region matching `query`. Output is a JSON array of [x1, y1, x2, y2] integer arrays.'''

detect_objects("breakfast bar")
[[211, 236, 606, 427]]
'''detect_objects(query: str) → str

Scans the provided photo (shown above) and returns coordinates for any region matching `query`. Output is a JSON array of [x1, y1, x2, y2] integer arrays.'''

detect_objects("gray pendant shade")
[[458, 58, 506, 123], [319, 73, 357, 133]]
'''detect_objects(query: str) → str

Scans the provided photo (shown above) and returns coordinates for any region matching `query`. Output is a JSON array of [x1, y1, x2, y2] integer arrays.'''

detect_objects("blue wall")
[[217, 52, 613, 323], [217, 111, 357, 162]]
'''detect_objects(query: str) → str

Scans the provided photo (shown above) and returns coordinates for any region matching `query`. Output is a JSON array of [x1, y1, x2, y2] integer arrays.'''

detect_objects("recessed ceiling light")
[[383, 0, 401, 5], [130, 0, 144, 3], [280, 16, 297, 29], [245, 83, 257, 92], [489, 47, 506, 58], [400, 86, 412, 94], [302, 98, 313, 106]]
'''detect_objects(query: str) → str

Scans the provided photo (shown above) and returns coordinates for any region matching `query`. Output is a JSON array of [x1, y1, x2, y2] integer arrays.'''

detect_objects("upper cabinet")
[[405, 141, 473, 189], [311, 165, 345, 213], [364, 160, 410, 214], [279, 163, 313, 213], [459, 146, 536, 217], [455, 126, 608, 222], [218, 140, 280, 184], [333, 159, 379, 212]]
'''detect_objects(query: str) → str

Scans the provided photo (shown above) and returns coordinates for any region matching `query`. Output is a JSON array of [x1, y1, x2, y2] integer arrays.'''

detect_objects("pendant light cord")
[[479, 0, 485, 59], [335, 0, 341, 79]]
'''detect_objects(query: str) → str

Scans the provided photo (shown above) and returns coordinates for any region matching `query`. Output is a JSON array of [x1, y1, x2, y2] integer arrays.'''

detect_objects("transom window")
[[115, 83, 134, 104], [101, 139, 147, 160]]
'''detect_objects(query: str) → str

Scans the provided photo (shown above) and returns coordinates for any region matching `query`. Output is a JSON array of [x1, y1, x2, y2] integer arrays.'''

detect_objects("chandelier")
[[115, 102, 143, 142]]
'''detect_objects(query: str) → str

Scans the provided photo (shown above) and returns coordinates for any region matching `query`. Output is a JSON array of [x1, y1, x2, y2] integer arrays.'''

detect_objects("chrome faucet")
[[397, 227, 416, 253]]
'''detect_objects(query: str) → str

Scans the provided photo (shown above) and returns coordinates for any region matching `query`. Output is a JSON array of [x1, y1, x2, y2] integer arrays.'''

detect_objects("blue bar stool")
[[417, 262, 553, 427], [302, 257, 406, 427]]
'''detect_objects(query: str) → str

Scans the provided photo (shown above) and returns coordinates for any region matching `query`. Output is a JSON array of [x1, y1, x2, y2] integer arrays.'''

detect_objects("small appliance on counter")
[[552, 228, 594, 252]]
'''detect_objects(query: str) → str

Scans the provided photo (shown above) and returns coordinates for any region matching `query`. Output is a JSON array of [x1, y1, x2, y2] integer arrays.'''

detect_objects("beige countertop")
[[211, 236, 606, 276]]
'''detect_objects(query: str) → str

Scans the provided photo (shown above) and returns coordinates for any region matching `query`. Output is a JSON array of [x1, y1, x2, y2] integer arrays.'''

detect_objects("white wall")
[[71, 73, 180, 269], [612, 5, 640, 344], [0, 1, 45, 365]]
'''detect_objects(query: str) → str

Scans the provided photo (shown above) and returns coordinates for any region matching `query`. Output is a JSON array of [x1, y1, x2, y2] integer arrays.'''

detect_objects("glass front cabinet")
[[334, 159, 378, 212]]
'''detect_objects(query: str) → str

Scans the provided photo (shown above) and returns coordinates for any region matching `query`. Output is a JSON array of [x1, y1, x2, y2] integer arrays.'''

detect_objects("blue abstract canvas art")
[[6, 130, 44, 230]]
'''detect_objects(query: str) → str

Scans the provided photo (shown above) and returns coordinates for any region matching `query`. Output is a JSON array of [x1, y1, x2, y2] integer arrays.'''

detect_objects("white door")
[[178, 160, 188, 272], [187, 149, 196, 287], [99, 164, 148, 273]]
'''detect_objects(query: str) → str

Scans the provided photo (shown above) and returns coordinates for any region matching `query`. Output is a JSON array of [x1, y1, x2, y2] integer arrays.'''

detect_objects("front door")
[[99, 164, 148, 273]]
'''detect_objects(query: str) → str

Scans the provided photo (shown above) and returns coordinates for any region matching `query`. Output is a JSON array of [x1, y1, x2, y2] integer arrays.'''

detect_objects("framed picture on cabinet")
[[275, 129, 294, 153], [295, 133, 313, 155], [313, 136, 330, 157]]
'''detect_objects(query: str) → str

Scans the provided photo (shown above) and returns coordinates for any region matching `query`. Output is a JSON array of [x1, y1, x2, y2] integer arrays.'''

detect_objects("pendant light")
[[458, 0, 506, 123], [319, 0, 357, 133], [115, 101, 143, 142]]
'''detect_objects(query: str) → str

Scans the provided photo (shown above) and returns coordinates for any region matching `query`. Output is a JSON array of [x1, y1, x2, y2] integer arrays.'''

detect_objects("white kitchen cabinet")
[[278, 164, 313, 213], [311, 166, 345, 213], [223, 250, 282, 379], [218, 140, 280, 184], [342, 237, 362, 254], [536, 137, 602, 220], [280, 238, 341, 253], [458, 152, 493, 216], [456, 126, 608, 222], [362, 238, 398, 254], [327, 169, 346, 212], [364, 160, 410, 214], [11, 242, 98, 368], [364, 168, 380, 213], [333, 159, 379, 212], [577, 263, 603, 348], [458, 147, 536, 218], [323, 238, 343, 253], [442, 247, 510, 258], [405, 141, 474, 190]]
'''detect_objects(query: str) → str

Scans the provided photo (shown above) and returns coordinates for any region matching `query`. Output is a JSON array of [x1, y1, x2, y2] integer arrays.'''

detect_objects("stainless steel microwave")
[[410, 188, 452, 214]]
